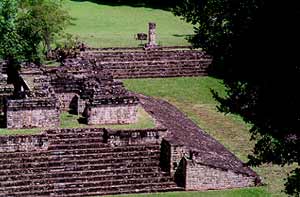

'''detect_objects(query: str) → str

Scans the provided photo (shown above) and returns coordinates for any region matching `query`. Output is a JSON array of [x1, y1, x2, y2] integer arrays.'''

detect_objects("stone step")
[[46, 132, 104, 139], [0, 160, 160, 176], [0, 154, 160, 171], [0, 149, 160, 165], [0, 178, 178, 196], [47, 142, 159, 150], [112, 71, 208, 79], [0, 158, 159, 176], [46, 128, 105, 135], [101, 61, 209, 68], [0, 171, 172, 188], [0, 166, 165, 182], [49, 137, 103, 145], [97, 57, 206, 62], [102, 65, 208, 72]]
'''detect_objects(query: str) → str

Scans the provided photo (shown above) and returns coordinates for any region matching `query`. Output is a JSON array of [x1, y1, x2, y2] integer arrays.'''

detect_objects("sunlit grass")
[[64, 0, 194, 47]]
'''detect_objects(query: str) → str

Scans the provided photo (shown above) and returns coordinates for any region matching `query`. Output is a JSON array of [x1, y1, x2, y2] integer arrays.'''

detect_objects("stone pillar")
[[146, 22, 157, 48]]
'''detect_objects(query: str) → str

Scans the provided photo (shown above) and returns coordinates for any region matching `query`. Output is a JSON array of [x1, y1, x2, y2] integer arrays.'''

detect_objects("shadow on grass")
[[172, 34, 193, 38], [70, 0, 174, 10]]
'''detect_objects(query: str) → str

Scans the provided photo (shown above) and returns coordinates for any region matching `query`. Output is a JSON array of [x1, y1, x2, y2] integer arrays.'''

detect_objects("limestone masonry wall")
[[161, 140, 190, 176], [56, 93, 78, 112], [5, 98, 60, 129], [107, 128, 167, 146], [0, 134, 48, 152], [86, 104, 138, 125], [183, 158, 257, 190]]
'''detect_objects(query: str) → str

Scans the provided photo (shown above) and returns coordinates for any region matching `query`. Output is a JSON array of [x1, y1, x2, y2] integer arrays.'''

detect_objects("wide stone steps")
[[111, 71, 208, 79], [62, 48, 212, 78], [93, 55, 206, 62], [0, 149, 160, 165], [100, 59, 210, 67], [0, 160, 160, 176], [0, 167, 166, 183], [0, 171, 171, 188], [0, 154, 159, 171], [48, 142, 159, 150], [0, 129, 181, 196], [84, 49, 205, 57], [0, 181, 181, 197], [0, 164, 163, 180]]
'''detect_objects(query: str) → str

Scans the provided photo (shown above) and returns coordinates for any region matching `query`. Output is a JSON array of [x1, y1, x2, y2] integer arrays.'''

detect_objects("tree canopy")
[[0, 0, 70, 94], [0, 0, 70, 63], [173, 0, 300, 196]]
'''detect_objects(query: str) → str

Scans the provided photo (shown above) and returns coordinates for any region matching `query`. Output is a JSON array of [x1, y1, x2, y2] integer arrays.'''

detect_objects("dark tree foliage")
[[173, 0, 300, 195], [0, 0, 70, 95]]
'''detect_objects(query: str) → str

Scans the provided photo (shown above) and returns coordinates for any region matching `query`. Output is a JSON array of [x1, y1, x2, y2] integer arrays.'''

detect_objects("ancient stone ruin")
[[0, 46, 261, 196], [0, 59, 139, 129]]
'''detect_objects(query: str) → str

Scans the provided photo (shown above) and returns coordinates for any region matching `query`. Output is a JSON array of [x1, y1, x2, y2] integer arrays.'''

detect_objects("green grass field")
[[64, 0, 194, 47]]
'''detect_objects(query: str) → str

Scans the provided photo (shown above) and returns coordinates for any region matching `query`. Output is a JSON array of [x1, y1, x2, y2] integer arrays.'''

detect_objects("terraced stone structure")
[[63, 46, 212, 79], [0, 46, 262, 196], [0, 128, 182, 196], [47, 62, 139, 125]]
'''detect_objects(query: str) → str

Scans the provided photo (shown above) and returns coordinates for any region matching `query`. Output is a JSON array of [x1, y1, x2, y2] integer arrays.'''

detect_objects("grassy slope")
[[123, 77, 294, 197], [64, 0, 194, 47]]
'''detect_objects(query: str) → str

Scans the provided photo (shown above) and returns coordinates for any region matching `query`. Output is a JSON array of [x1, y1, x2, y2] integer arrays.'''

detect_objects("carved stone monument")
[[145, 22, 158, 48]]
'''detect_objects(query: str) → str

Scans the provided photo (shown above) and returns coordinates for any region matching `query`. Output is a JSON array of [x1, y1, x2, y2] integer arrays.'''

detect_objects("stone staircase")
[[63, 48, 212, 79], [0, 129, 182, 197]]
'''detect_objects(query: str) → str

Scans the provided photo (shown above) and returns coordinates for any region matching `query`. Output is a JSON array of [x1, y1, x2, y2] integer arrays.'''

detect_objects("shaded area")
[[71, 0, 174, 10]]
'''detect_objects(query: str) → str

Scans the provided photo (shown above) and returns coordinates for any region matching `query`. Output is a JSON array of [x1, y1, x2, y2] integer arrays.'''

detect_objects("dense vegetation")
[[173, 0, 300, 196], [0, 0, 70, 94]]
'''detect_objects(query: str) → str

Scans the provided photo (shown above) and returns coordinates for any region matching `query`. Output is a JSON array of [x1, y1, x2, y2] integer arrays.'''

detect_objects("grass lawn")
[[104, 187, 270, 197], [123, 77, 295, 197], [64, 0, 194, 47]]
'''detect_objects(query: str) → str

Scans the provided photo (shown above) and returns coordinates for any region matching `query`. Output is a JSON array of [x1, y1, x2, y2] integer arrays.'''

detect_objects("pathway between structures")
[[137, 94, 257, 177]]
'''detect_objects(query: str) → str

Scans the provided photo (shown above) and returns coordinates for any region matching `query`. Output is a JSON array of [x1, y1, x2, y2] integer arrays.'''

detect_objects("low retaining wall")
[[183, 158, 258, 190], [107, 128, 167, 146], [5, 98, 60, 129], [160, 139, 260, 190], [85, 96, 139, 125], [0, 134, 48, 152], [86, 104, 139, 125], [0, 128, 167, 151]]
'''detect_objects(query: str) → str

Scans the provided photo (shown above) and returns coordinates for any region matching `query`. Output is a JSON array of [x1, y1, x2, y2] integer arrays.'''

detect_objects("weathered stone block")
[[183, 158, 257, 190], [5, 98, 60, 129], [85, 104, 138, 125]]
